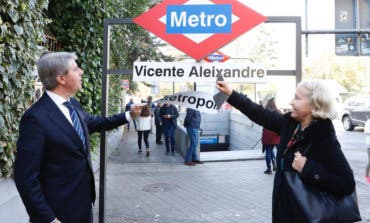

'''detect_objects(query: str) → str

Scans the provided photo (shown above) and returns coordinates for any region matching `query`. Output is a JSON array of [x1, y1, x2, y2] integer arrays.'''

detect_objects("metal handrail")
[[39, 34, 61, 52], [302, 29, 370, 34]]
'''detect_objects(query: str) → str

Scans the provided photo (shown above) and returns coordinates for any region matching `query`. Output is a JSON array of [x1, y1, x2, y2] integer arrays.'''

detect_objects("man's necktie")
[[63, 101, 86, 149]]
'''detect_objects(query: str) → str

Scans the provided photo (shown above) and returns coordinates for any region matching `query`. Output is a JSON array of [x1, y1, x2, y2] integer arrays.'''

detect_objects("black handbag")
[[284, 144, 361, 223]]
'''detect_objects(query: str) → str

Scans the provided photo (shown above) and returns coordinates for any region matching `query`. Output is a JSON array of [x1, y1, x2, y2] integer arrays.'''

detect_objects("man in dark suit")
[[159, 102, 179, 155], [154, 103, 163, 144], [14, 52, 141, 223]]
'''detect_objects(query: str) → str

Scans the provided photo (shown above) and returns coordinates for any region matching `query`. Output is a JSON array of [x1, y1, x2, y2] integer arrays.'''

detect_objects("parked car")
[[341, 94, 370, 131]]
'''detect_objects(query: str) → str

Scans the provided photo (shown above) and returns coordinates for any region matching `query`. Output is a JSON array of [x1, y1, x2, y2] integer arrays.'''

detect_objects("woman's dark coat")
[[227, 91, 355, 223]]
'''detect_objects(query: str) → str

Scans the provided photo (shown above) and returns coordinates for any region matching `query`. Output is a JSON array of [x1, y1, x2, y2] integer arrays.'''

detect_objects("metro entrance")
[[99, 16, 301, 223]]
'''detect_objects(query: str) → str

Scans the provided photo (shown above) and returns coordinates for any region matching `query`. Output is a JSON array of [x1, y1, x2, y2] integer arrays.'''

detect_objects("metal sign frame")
[[99, 16, 302, 223]]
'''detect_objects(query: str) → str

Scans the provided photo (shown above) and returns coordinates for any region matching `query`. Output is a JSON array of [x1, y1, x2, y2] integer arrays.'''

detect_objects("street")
[[333, 119, 368, 178], [94, 119, 370, 223]]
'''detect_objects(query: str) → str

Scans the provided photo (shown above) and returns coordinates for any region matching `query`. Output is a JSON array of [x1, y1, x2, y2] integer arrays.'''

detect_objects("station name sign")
[[133, 62, 266, 83]]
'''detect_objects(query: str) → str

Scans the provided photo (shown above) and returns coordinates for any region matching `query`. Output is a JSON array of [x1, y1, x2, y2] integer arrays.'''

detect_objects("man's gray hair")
[[298, 79, 337, 120], [37, 52, 77, 90]]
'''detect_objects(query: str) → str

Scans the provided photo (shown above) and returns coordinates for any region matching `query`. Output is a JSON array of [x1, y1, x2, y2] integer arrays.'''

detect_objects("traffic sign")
[[133, 0, 266, 60], [121, 79, 129, 90]]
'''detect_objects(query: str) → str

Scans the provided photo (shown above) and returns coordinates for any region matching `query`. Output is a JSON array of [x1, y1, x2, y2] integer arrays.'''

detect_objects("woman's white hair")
[[298, 79, 338, 120]]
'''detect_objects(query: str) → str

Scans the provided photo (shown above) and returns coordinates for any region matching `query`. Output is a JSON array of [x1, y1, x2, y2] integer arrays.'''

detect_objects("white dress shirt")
[[46, 90, 132, 126], [46, 90, 73, 125]]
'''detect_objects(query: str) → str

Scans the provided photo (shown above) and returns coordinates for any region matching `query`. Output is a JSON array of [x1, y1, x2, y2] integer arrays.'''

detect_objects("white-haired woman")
[[216, 79, 356, 223]]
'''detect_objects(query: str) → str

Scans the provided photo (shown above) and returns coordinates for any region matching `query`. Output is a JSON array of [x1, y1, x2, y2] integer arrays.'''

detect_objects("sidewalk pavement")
[[93, 127, 370, 223]]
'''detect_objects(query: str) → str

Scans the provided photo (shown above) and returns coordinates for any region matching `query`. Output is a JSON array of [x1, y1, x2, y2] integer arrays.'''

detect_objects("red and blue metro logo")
[[133, 0, 267, 60]]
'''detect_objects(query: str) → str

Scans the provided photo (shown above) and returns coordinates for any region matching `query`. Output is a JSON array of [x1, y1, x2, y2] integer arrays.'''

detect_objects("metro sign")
[[133, 0, 267, 60], [204, 51, 230, 62]]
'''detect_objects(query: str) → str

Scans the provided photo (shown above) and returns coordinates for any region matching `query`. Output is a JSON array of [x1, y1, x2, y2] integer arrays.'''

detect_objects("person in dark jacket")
[[154, 103, 163, 144], [125, 98, 137, 131], [160, 102, 179, 155], [262, 98, 281, 174], [147, 96, 156, 134], [14, 52, 142, 223], [183, 108, 203, 166], [147, 96, 156, 111], [216, 79, 356, 223]]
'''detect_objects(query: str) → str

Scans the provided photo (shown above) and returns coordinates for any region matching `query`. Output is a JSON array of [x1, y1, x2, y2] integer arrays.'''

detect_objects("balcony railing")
[[40, 34, 61, 52]]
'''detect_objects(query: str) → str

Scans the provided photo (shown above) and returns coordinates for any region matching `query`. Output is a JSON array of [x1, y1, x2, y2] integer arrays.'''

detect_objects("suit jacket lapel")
[[42, 93, 86, 153]]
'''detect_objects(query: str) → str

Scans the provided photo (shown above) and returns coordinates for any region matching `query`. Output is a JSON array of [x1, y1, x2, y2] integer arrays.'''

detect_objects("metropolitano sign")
[[133, 0, 267, 60], [133, 62, 266, 83]]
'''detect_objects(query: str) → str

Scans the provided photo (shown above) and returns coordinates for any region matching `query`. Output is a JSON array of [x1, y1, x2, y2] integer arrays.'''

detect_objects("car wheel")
[[342, 116, 355, 131]]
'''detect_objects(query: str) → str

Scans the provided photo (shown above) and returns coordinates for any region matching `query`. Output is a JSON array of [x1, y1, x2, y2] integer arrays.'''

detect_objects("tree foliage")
[[0, 0, 49, 177], [303, 56, 366, 96]]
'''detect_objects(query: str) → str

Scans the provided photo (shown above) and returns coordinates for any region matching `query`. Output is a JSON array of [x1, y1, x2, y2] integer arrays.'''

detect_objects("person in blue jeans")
[[183, 108, 203, 166], [160, 102, 179, 155], [262, 98, 280, 174]]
